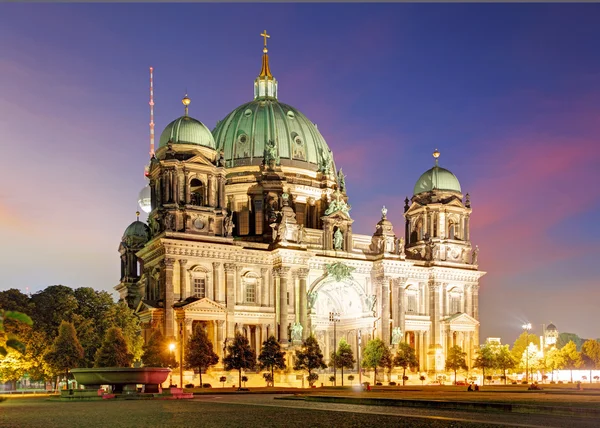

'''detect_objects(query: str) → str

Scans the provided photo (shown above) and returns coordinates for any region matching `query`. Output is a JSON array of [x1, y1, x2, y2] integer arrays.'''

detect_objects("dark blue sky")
[[0, 3, 599, 343]]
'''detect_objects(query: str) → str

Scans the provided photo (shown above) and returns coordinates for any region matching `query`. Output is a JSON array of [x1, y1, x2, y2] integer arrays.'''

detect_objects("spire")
[[254, 30, 278, 100], [182, 94, 191, 116], [136, 211, 140, 221], [433, 148, 440, 166]]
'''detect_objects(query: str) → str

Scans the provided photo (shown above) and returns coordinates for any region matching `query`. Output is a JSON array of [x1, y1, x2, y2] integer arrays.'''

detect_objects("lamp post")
[[357, 329, 362, 386], [522, 323, 532, 384], [179, 321, 184, 388], [168, 343, 175, 387], [329, 312, 340, 386]]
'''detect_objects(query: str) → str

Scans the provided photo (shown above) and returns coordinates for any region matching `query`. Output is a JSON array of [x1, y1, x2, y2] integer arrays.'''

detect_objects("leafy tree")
[[511, 330, 539, 362], [45, 321, 84, 388], [105, 301, 144, 363], [557, 333, 584, 351], [1, 309, 33, 356], [445, 345, 468, 385], [262, 372, 273, 386], [361, 338, 391, 384], [394, 342, 419, 385], [473, 343, 495, 385], [223, 332, 256, 389], [581, 340, 600, 384], [348, 374, 355, 385], [0, 289, 32, 314], [30, 286, 78, 339], [545, 347, 564, 382], [561, 340, 583, 383], [142, 330, 177, 368], [0, 351, 29, 390], [258, 335, 286, 387], [419, 375, 426, 385], [94, 327, 133, 368], [495, 345, 517, 384], [220, 375, 227, 387], [330, 339, 355, 386], [185, 324, 219, 387], [294, 335, 326, 387]]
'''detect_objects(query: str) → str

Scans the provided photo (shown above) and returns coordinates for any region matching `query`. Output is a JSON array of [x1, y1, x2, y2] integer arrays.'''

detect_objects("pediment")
[[179, 297, 226, 313], [444, 312, 479, 328], [136, 300, 161, 313], [186, 153, 217, 167], [322, 211, 353, 222]]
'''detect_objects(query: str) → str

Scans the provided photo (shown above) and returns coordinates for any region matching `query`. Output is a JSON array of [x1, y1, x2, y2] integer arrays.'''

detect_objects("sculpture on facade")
[[307, 291, 318, 311], [471, 245, 479, 265], [325, 262, 355, 282], [333, 228, 344, 250], [291, 323, 303, 342], [397, 237, 405, 257], [381, 205, 388, 219], [391, 327, 402, 345], [366, 295, 377, 314], [263, 139, 279, 169], [297, 224, 306, 244], [163, 212, 174, 231], [216, 149, 226, 167], [223, 213, 234, 237], [324, 191, 351, 216], [278, 218, 288, 243], [337, 168, 346, 193]]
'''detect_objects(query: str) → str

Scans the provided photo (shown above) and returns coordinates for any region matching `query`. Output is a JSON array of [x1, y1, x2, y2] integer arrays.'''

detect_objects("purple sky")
[[0, 4, 599, 344]]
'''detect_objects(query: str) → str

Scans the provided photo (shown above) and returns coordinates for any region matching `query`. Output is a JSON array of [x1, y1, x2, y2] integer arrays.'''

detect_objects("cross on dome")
[[260, 30, 270, 51]]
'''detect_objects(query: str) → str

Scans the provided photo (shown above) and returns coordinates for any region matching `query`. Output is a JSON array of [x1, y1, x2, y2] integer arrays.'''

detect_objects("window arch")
[[243, 272, 259, 304], [448, 287, 463, 314], [405, 285, 419, 313], [190, 178, 204, 206], [191, 266, 210, 299]]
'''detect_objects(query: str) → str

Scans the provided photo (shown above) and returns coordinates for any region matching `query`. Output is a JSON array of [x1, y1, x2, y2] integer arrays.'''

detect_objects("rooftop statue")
[[333, 228, 344, 250]]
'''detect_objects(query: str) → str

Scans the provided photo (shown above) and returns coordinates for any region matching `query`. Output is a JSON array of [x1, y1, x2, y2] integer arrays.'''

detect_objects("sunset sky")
[[0, 4, 598, 343]]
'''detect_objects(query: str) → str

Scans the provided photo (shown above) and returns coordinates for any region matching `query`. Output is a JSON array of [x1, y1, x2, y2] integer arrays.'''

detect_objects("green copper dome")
[[159, 115, 216, 150], [122, 221, 150, 242], [212, 99, 334, 170], [413, 166, 462, 195]]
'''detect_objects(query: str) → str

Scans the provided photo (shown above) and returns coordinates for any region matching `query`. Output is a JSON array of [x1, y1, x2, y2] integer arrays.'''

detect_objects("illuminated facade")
[[116, 34, 485, 381]]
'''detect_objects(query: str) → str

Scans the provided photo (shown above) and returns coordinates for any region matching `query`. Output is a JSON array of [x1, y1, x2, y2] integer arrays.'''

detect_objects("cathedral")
[[116, 33, 485, 382]]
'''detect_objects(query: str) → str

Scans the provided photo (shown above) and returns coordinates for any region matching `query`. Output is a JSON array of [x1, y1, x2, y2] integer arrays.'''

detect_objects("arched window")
[[191, 268, 209, 298], [190, 178, 204, 206], [406, 286, 418, 313], [448, 221, 456, 239]]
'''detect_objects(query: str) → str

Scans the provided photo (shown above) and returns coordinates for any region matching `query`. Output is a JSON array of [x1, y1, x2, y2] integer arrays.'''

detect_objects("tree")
[[361, 338, 391, 384], [582, 340, 600, 384], [330, 339, 355, 386], [294, 335, 326, 387], [185, 324, 219, 387], [561, 340, 583, 383], [94, 327, 133, 368], [0, 351, 30, 390], [394, 342, 419, 386], [473, 343, 495, 385], [557, 333, 584, 351], [545, 347, 564, 382], [45, 321, 84, 389], [142, 330, 177, 368], [1, 309, 33, 356], [223, 332, 256, 389], [495, 345, 517, 384], [30, 286, 78, 340], [445, 345, 468, 385], [105, 301, 144, 363], [258, 335, 286, 387], [511, 331, 540, 362]]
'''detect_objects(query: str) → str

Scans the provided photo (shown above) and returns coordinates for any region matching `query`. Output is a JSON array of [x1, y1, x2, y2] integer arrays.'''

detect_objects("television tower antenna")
[[149, 66, 155, 159]]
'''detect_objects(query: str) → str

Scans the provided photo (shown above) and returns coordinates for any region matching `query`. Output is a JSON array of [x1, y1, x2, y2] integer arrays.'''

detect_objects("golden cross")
[[260, 30, 270, 48]]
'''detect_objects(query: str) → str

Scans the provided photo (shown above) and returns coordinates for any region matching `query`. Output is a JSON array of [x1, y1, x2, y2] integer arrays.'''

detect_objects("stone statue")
[[264, 139, 279, 169], [163, 212, 174, 231], [291, 323, 303, 342], [391, 327, 402, 345], [278, 218, 288, 243], [397, 237, 405, 257], [223, 213, 234, 237], [333, 228, 343, 250], [270, 223, 278, 242], [337, 168, 346, 192], [297, 224, 306, 244], [216, 149, 226, 167], [381, 205, 388, 219], [471, 245, 479, 265], [308, 291, 318, 311], [148, 216, 158, 235]]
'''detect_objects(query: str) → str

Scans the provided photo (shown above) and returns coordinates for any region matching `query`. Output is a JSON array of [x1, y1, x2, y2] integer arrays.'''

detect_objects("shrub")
[[185, 383, 194, 388], [389, 381, 396, 386], [202, 383, 212, 388], [558, 381, 563, 384], [376, 382, 382, 386], [403, 375, 409, 381], [521, 381, 528, 384], [329, 375, 335, 384], [550, 381, 556, 384], [348, 375, 355, 382], [307, 373, 319, 387]]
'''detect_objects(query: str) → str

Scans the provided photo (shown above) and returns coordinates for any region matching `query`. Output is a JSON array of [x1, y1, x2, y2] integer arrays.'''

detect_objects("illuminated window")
[[407, 294, 417, 313], [245, 277, 256, 303], [194, 277, 206, 298]]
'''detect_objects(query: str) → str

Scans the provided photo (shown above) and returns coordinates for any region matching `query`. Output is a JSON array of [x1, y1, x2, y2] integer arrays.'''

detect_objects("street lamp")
[[357, 329, 362, 386], [168, 343, 176, 387], [329, 312, 340, 386], [522, 323, 532, 384]]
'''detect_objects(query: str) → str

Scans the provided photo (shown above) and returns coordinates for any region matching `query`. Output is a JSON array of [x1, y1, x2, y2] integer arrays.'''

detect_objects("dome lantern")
[[254, 30, 278, 100]]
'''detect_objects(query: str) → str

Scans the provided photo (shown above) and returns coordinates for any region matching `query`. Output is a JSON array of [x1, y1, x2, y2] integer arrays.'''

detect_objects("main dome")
[[213, 99, 333, 170]]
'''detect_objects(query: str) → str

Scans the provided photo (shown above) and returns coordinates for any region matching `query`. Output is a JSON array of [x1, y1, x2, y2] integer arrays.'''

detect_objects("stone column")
[[296, 268, 309, 339], [213, 262, 223, 303], [261, 324, 268, 343], [216, 319, 225, 360], [465, 284, 473, 317], [420, 331, 427, 372], [275, 267, 291, 345], [465, 215, 470, 242], [399, 284, 406, 333], [381, 277, 391, 345], [429, 282, 439, 351], [254, 326, 261, 354], [162, 258, 176, 338], [179, 259, 188, 300], [208, 174, 215, 207], [236, 266, 242, 305], [472, 285, 480, 350], [260, 268, 269, 307], [224, 263, 236, 339], [184, 171, 190, 204], [218, 176, 226, 209]]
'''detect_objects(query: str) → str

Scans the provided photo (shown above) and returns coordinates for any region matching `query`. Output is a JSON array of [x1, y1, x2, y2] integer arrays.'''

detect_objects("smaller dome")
[[546, 323, 557, 331], [122, 221, 150, 242], [159, 115, 216, 149], [413, 166, 462, 195]]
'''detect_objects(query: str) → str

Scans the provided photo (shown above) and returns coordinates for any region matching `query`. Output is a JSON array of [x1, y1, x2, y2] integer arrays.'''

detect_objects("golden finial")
[[182, 94, 191, 116], [259, 30, 273, 79], [136, 211, 140, 221], [433, 148, 440, 166]]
